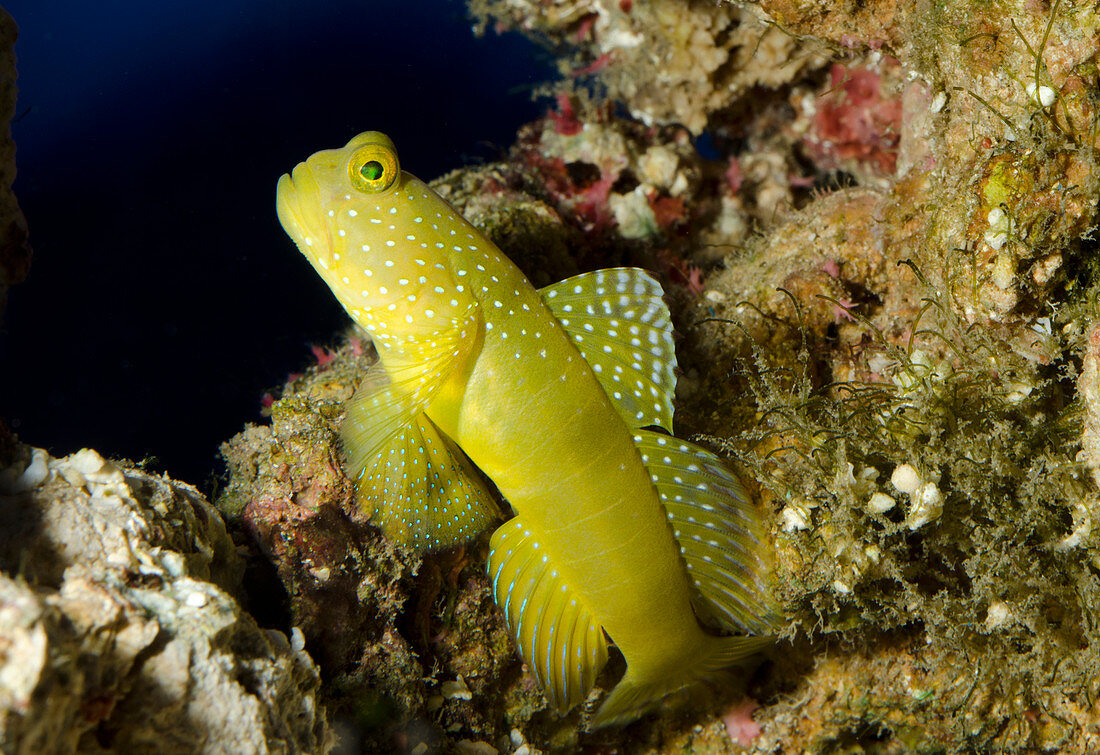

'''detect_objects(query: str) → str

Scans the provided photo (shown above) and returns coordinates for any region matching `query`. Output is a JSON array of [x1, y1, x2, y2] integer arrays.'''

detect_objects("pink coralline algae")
[[309, 344, 338, 367], [517, 132, 621, 232], [807, 63, 903, 176], [724, 157, 744, 195], [648, 193, 687, 230], [722, 698, 763, 747], [548, 93, 584, 136], [570, 52, 612, 77]]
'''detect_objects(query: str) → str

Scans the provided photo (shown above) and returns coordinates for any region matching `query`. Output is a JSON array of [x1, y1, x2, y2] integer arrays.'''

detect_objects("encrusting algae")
[[274, 131, 777, 727]]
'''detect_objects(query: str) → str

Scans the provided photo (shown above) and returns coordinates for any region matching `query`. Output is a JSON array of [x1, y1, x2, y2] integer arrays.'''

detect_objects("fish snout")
[[276, 165, 335, 272]]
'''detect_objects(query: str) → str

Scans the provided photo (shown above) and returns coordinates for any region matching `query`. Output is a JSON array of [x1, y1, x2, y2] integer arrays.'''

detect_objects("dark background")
[[0, 0, 551, 487]]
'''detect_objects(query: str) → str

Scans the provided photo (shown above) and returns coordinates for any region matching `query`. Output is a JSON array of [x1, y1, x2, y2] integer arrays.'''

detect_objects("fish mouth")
[[276, 164, 332, 270]]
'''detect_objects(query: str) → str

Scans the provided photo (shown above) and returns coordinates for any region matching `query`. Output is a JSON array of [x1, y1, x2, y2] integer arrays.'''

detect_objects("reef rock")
[[0, 444, 332, 754], [471, 0, 827, 135]]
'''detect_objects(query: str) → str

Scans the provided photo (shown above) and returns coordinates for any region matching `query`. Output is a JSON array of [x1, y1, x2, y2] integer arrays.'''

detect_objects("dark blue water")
[[0, 1, 552, 487]]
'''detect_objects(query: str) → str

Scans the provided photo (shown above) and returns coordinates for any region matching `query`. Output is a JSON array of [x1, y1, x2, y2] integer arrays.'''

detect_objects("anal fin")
[[489, 517, 608, 711]]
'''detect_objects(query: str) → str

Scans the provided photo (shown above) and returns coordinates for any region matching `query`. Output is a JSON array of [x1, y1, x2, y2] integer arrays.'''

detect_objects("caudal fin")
[[590, 634, 770, 728]]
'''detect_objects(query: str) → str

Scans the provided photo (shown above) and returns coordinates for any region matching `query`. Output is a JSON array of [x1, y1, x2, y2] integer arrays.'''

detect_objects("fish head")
[[276, 131, 411, 284], [277, 131, 481, 356]]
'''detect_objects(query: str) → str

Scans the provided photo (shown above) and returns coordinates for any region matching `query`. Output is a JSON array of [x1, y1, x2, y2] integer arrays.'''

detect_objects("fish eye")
[[348, 141, 399, 193], [360, 161, 384, 181]]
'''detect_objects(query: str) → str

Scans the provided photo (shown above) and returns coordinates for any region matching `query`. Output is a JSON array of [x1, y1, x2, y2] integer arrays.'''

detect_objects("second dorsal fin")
[[633, 429, 779, 635], [540, 268, 677, 431]]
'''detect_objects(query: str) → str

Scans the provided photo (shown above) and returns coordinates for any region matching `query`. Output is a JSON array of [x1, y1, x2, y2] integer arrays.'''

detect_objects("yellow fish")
[[276, 132, 775, 727]]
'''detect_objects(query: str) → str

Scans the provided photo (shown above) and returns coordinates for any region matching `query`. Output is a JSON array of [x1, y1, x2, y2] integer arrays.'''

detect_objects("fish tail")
[[589, 634, 769, 729]]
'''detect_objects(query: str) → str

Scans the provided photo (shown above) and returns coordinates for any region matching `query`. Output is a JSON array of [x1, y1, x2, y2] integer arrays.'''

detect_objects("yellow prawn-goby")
[[275, 131, 777, 727]]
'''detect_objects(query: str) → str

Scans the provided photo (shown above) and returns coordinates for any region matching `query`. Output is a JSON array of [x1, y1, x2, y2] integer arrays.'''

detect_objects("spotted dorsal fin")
[[633, 429, 778, 635], [488, 516, 609, 711], [540, 268, 676, 431]]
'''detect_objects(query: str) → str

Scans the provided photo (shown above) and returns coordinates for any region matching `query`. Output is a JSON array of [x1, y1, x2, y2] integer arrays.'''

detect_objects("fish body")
[[276, 132, 775, 725]]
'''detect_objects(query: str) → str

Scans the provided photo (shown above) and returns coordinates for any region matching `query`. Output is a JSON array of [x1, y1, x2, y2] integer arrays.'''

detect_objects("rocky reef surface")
[[6, 0, 1100, 753], [0, 440, 331, 754]]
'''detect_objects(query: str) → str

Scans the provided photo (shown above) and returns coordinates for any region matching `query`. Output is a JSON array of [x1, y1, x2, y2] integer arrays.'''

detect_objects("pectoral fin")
[[348, 404, 499, 549], [342, 302, 497, 549]]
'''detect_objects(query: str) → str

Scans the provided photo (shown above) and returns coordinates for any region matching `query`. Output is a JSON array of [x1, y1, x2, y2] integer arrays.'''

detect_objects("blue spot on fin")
[[488, 517, 608, 712], [633, 429, 779, 634], [540, 268, 677, 431], [343, 360, 499, 550]]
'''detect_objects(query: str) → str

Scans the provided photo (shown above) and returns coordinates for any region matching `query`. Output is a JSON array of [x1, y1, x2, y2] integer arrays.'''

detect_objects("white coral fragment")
[[984, 206, 1011, 250], [608, 185, 658, 239], [638, 145, 681, 192], [890, 464, 921, 495], [779, 498, 814, 531], [991, 252, 1017, 290], [0, 447, 49, 493], [906, 482, 944, 530], [866, 492, 897, 514], [984, 601, 1013, 630], [441, 675, 474, 700], [1025, 82, 1056, 108]]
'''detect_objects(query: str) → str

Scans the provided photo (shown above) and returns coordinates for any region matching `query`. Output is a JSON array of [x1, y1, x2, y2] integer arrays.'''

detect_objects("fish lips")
[[276, 164, 334, 271]]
